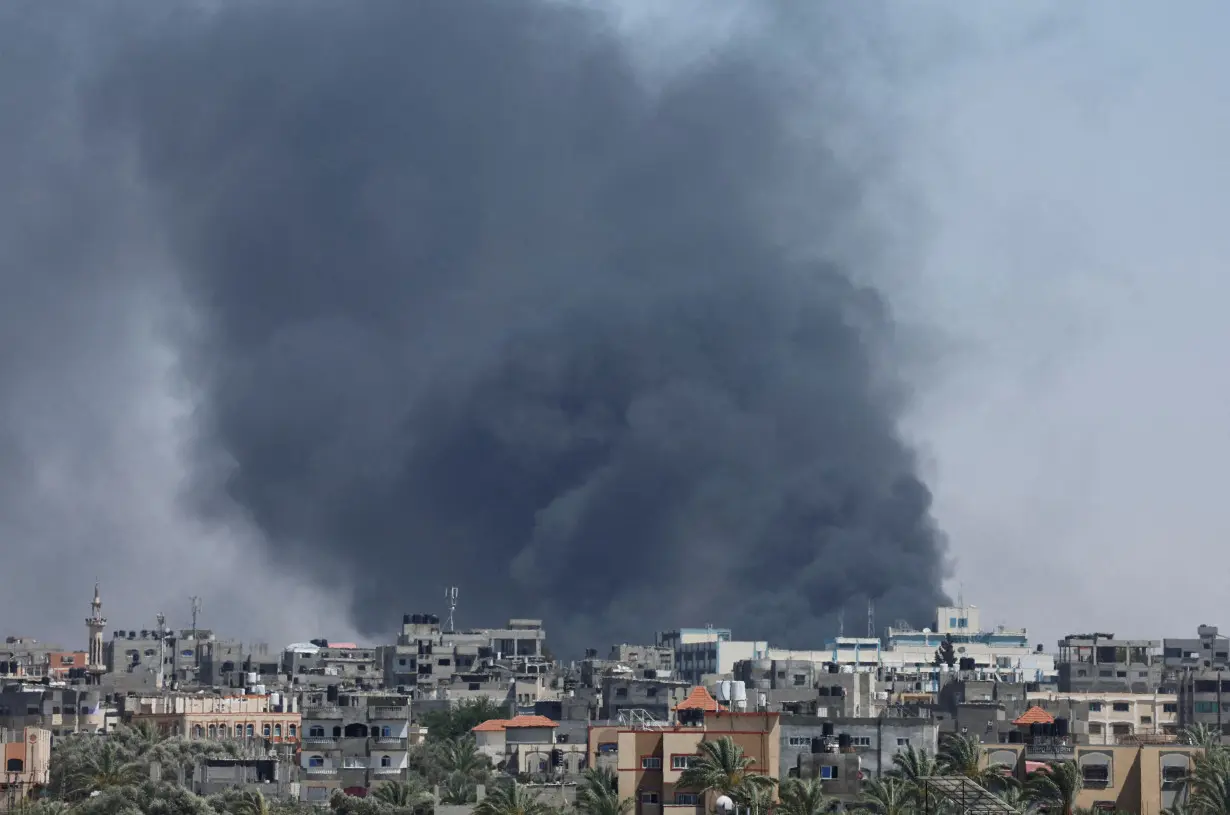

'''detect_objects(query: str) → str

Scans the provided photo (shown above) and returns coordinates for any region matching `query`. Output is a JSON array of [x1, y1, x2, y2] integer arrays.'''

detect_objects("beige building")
[[589, 687, 780, 815], [125, 693, 300, 744], [471, 715, 585, 774], [1026, 690, 1179, 743], [983, 742, 1200, 815], [0, 727, 51, 810]]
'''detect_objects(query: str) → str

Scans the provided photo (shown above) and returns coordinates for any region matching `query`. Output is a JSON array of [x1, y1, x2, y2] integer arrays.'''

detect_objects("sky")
[[2, 1, 1228, 653]]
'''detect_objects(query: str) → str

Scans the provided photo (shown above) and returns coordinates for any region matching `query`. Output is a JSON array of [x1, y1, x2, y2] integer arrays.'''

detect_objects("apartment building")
[[0, 685, 108, 737], [104, 627, 214, 688], [0, 639, 87, 682], [471, 714, 585, 775], [0, 727, 51, 811], [122, 692, 300, 743], [983, 742, 1200, 813], [609, 645, 676, 677], [588, 690, 779, 815], [298, 691, 425, 802], [780, 716, 938, 779], [656, 630, 768, 685], [1026, 690, 1179, 744], [1164, 625, 1230, 671], [601, 673, 692, 721], [379, 614, 548, 696], [1057, 634, 1162, 693]]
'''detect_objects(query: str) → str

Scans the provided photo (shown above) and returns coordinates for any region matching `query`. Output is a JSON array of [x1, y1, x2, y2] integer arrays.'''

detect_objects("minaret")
[[86, 583, 107, 684]]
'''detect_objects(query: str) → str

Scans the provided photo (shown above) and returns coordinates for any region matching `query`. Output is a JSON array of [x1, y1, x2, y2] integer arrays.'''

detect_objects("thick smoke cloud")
[[20, 0, 950, 652]]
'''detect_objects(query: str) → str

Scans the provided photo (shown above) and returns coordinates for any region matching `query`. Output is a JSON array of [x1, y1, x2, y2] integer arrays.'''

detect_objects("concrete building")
[[983, 741, 1201, 814], [600, 672, 691, 721], [1025, 690, 1179, 744], [192, 756, 298, 799], [0, 685, 108, 738], [299, 690, 424, 801], [588, 693, 779, 815], [122, 693, 300, 743], [471, 714, 585, 775], [1164, 625, 1230, 671], [609, 645, 675, 678], [1057, 634, 1162, 693], [0, 727, 51, 811], [0, 639, 87, 682], [1174, 668, 1230, 737], [780, 716, 938, 780]]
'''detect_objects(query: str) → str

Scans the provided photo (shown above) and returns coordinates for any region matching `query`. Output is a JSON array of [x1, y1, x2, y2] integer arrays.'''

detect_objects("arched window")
[[194, 725, 204, 738], [208, 725, 217, 738], [308, 756, 324, 768], [245, 724, 255, 738], [263, 723, 272, 737], [274, 724, 282, 737], [289, 724, 297, 737], [332, 726, 342, 739], [381, 755, 391, 767], [6, 758, 23, 773], [382, 726, 391, 738]]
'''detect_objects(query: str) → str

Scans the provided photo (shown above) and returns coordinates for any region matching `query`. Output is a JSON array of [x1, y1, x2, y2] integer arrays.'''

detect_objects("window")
[[616, 688, 628, 699], [6, 758, 24, 773], [1196, 702, 1218, 714], [382, 726, 392, 737], [641, 757, 662, 770], [181, 650, 194, 658], [398, 659, 407, 667], [1141, 716, 1152, 725], [897, 738, 910, 747], [245, 724, 255, 738], [263, 724, 272, 737], [381, 755, 392, 767], [289, 725, 297, 737], [950, 618, 958, 627], [62, 656, 74, 665], [646, 687, 658, 698], [1112, 702, 1129, 712], [788, 737, 810, 747], [1116, 671, 1127, 678], [1082, 764, 1110, 783], [144, 649, 155, 657], [309, 726, 325, 738], [1089, 723, 1103, 735], [193, 725, 203, 738], [641, 792, 659, 804], [671, 755, 695, 770], [1099, 670, 1113, 677], [1164, 704, 1178, 713], [675, 794, 698, 805], [793, 675, 807, 686], [853, 737, 871, 747], [208, 725, 217, 738], [598, 743, 618, 754], [308, 756, 324, 768], [1089, 702, 1103, 712], [274, 724, 282, 737], [1163, 765, 1188, 783], [958, 618, 968, 628], [820, 765, 839, 779]]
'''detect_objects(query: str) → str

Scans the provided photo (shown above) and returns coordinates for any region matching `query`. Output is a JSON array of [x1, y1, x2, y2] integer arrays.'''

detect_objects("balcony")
[[303, 706, 342, 719], [1025, 737, 1074, 759], [372, 737, 409, 749], [372, 767, 404, 776], [370, 707, 409, 720], [301, 737, 337, 746], [341, 759, 369, 770], [304, 767, 338, 776]]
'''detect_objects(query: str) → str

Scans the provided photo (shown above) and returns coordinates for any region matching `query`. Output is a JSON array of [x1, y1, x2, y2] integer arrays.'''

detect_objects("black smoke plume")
[[88, 0, 949, 652]]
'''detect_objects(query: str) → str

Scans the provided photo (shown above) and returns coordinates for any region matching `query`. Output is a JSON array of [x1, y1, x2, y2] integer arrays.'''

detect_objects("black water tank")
[[811, 737, 824, 754], [1055, 718, 1069, 738], [326, 685, 339, 702], [1008, 730, 1022, 744], [402, 614, 412, 625], [838, 733, 852, 750], [1029, 723, 1040, 737], [429, 614, 440, 625], [828, 664, 839, 674], [822, 722, 835, 736]]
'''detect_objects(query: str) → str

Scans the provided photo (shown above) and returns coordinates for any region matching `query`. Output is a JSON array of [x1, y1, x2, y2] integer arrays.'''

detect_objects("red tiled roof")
[[471, 715, 559, 733], [676, 686, 723, 712], [1013, 706, 1055, 726], [1025, 761, 1050, 775]]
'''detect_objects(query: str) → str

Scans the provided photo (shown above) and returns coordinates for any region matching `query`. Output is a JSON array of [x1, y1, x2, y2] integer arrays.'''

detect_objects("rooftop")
[[1013, 706, 1055, 726], [675, 686, 724, 712], [471, 715, 559, 733]]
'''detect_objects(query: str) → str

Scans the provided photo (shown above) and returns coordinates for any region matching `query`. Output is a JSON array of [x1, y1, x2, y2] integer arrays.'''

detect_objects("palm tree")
[[1184, 745, 1230, 815], [67, 740, 146, 798], [859, 777, 915, 815], [938, 733, 1009, 788], [1025, 761, 1082, 815], [440, 736, 489, 778], [473, 783, 555, 815], [678, 737, 777, 799], [227, 789, 272, 815], [891, 745, 941, 785], [576, 768, 633, 815], [371, 779, 433, 811], [778, 777, 834, 815], [739, 785, 776, 815], [440, 771, 479, 806], [1184, 725, 1224, 753], [995, 782, 1030, 815]]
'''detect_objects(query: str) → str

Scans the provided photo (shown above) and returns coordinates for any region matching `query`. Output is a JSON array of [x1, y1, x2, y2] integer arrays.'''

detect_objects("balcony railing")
[[303, 706, 342, 719], [372, 737, 409, 749], [342, 759, 368, 770], [304, 767, 338, 775], [370, 707, 409, 720], [1025, 737, 1074, 757], [301, 736, 337, 745], [372, 767, 404, 775]]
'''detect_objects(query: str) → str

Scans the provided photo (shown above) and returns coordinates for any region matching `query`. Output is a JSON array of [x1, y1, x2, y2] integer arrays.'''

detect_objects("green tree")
[[937, 733, 1009, 788], [778, 777, 834, 815], [890, 744, 941, 785], [677, 736, 776, 800], [370, 779, 433, 812], [1025, 760, 1082, 815], [473, 783, 555, 815], [61, 740, 146, 799], [859, 777, 915, 815], [576, 768, 632, 815], [1184, 724, 1224, 753], [421, 699, 508, 743]]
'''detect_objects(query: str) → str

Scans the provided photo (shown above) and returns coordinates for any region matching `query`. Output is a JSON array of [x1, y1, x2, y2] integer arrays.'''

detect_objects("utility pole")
[[156, 612, 167, 690]]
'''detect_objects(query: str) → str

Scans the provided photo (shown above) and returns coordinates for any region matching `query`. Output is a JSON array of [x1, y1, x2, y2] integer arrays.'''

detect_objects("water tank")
[[810, 737, 824, 754], [1055, 718, 1069, 738], [246, 672, 258, 685], [838, 733, 852, 750], [716, 681, 732, 702], [1008, 730, 1022, 744], [428, 615, 439, 625], [731, 681, 747, 706], [1199, 625, 1220, 638], [757, 692, 768, 711]]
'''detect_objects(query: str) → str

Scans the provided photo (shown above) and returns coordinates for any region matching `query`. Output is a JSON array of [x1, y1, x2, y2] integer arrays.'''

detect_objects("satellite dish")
[[716, 796, 735, 814], [922, 628, 931, 634]]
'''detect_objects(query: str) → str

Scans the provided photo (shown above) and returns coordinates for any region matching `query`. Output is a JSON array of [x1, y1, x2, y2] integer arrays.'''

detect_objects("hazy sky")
[[3, 1, 1227, 652]]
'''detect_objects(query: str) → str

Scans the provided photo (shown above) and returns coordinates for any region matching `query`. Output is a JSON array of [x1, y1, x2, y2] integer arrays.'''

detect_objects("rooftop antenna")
[[837, 607, 845, 638], [189, 596, 202, 640], [445, 587, 458, 633], [867, 598, 875, 640], [958, 582, 965, 609]]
